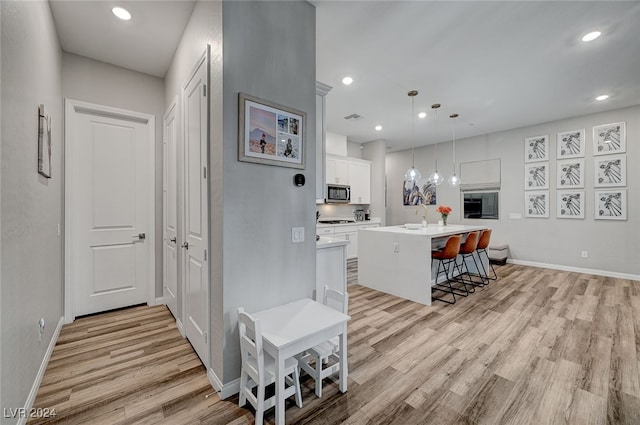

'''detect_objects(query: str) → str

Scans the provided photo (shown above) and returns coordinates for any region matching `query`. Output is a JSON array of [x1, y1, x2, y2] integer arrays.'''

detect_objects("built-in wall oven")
[[326, 184, 350, 203]]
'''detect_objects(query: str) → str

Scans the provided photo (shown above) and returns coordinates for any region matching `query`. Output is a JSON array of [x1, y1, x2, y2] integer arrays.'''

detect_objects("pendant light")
[[428, 104, 443, 186], [448, 113, 461, 187], [404, 90, 422, 183]]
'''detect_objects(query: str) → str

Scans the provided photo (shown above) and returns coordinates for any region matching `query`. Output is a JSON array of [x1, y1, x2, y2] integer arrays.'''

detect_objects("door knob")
[[132, 233, 146, 241], [181, 242, 189, 249], [170, 237, 177, 243]]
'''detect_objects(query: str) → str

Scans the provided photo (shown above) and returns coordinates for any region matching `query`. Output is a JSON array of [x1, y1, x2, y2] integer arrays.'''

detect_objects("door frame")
[[64, 99, 156, 323]]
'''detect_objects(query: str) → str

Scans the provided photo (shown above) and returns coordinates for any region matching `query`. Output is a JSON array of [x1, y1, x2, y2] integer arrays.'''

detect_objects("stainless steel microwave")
[[326, 184, 350, 203]]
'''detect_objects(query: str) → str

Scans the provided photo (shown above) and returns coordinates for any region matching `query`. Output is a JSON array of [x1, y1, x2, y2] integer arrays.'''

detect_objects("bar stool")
[[431, 234, 464, 304], [453, 231, 485, 288], [474, 229, 498, 283]]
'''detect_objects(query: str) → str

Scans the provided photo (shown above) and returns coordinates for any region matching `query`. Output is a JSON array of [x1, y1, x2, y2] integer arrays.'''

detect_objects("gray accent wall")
[[221, 0, 316, 383], [362, 139, 387, 226], [1, 1, 64, 420], [386, 105, 640, 277], [62, 52, 165, 297]]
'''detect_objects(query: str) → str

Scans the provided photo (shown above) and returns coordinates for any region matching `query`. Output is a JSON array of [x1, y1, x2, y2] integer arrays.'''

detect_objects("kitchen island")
[[358, 224, 488, 305]]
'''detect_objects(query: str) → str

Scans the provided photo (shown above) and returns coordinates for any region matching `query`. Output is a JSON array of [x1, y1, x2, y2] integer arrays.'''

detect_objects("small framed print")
[[556, 159, 584, 189], [593, 122, 625, 155], [557, 191, 585, 219], [38, 104, 52, 178], [524, 162, 549, 190], [524, 135, 549, 162], [594, 155, 626, 187], [525, 190, 549, 218], [557, 129, 585, 159], [595, 189, 627, 220]]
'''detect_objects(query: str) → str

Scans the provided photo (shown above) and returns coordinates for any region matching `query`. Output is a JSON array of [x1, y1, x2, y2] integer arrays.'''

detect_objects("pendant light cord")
[[411, 96, 416, 168]]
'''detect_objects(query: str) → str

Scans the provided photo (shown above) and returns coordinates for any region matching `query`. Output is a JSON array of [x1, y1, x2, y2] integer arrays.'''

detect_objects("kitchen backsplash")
[[317, 203, 371, 221]]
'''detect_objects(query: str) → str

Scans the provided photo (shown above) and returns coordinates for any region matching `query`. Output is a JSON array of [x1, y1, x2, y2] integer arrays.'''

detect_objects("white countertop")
[[316, 237, 350, 249], [317, 217, 381, 228], [362, 223, 487, 237]]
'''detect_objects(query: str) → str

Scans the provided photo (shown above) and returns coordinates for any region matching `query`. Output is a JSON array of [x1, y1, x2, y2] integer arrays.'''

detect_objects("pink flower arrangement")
[[436, 205, 452, 218]]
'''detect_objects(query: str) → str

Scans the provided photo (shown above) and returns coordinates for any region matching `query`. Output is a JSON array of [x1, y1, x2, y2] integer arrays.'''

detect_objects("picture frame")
[[238, 92, 306, 169], [556, 159, 584, 189], [593, 121, 625, 155], [595, 189, 627, 220], [557, 190, 585, 219], [556, 128, 585, 159], [524, 135, 549, 163], [38, 104, 52, 178], [524, 162, 549, 190], [594, 154, 626, 187], [525, 190, 549, 218]]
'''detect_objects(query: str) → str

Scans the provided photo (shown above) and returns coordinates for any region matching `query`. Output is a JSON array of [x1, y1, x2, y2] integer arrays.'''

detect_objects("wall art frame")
[[594, 154, 626, 187], [556, 159, 585, 189], [238, 92, 306, 169], [593, 121, 626, 156], [525, 190, 549, 218], [557, 190, 585, 219], [556, 128, 585, 159], [524, 162, 549, 190], [38, 104, 52, 178], [595, 189, 627, 220], [524, 134, 549, 163]]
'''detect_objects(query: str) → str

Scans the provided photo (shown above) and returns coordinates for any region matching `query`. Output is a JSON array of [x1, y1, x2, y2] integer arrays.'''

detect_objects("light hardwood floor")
[[30, 263, 640, 424]]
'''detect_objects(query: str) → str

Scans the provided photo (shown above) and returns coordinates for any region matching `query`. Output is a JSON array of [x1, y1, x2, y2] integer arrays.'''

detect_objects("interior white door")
[[163, 98, 179, 318], [66, 101, 154, 318], [182, 50, 210, 366]]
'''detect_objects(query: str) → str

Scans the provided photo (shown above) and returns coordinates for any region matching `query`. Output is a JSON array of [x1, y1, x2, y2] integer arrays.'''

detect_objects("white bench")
[[488, 244, 508, 265]]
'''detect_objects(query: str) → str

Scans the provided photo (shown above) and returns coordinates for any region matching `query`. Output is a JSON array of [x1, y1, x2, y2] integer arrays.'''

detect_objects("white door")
[[182, 50, 210, 366], [163, 98, 179, 318], [65, 100, 154, 319]]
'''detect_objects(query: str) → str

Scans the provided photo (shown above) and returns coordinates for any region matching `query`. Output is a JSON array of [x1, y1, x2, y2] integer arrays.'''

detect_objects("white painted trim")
[[18, 317, 64, 425], [176, 318, 186, 338], [155, 296, 166, 305], [507, 259, 640, 281], [207, 368, 241, 400], [64, 99, 156, 323]]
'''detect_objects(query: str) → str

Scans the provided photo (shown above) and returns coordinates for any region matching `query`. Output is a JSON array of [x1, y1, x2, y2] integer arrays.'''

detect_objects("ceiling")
[[48, 1, 640, 151]]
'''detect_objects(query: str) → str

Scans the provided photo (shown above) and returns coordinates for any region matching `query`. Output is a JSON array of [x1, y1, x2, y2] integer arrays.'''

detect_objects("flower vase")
[[442, 216, 447, 226]]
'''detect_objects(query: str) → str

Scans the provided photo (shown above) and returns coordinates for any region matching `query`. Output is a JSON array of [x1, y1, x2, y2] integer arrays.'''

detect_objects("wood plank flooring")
[[30, 263, 640, 424]]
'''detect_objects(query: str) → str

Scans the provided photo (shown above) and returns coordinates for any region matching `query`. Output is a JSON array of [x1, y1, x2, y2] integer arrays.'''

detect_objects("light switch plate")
[[292, 227, 305, 243]]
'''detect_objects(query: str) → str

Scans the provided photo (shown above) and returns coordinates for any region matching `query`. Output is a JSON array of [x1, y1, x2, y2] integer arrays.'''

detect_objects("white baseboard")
[[175, 318, 185, 338], [18, 317, 64, 425], [507, 259, 640, 281], [207, 368, 240, 400], [155, 296, 166, 306]]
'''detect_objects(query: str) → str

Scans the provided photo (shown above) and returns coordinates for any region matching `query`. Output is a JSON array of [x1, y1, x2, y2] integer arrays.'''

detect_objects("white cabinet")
[[316, 82, 332, 202], [348, 161, 371, 204], [326, 155, 349, 185], [334, 225, 358, 259]]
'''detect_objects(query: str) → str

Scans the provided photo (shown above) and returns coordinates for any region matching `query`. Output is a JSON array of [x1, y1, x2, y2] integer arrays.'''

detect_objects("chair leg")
[[239, 369, 247, 407], [431, 259, 456, 304], [478, 248, 498, 280], [255, 385, 265, 425], [293, 366, 303, 408], [314, 355, 323, 398]]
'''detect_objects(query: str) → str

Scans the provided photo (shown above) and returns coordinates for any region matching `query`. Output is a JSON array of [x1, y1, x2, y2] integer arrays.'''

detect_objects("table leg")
[[339, 325, 348, 392], [275, 354, 285, 425]]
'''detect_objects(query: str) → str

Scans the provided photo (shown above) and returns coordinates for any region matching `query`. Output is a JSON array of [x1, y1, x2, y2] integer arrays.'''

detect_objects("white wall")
[[1, 1, 64, 419], [221, 0, 316, 384], [62, 52, 165, 297], [386, 105, 640, 277]]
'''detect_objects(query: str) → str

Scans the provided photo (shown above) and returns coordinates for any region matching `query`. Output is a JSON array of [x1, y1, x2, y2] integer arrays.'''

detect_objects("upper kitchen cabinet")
[[326, 154, 371, 205], [315, 82, 332, 202], [326, 155, 349, 185]]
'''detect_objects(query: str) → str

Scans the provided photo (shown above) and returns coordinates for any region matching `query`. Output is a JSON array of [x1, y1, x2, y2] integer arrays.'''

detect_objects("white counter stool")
[[431, 234, 464, 304], [298, 286, 348, 397], [238, 307, 303, 424]]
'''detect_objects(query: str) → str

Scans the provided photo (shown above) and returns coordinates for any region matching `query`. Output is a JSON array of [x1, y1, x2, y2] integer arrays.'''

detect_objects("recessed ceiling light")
[[112, 7, 131, 21], [595, 94, 609, 101], [418, 112, 427, 119], [581, 31, 601, 42], [375, 125, 382, 131], [342, 76, 353, 86]]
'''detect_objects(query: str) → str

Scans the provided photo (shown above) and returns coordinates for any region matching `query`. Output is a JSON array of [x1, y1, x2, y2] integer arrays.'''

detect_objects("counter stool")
[[453, 231, 485, 288], [431, 234, 464, 304], [474, 229, 497, 283]]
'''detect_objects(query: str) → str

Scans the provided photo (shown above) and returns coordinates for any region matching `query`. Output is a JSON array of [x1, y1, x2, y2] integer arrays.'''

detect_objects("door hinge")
[[203, 84, 207, 97], [204, 249, 207, 261], [204, 332, 208, 343], [203, 166, 207, 179]]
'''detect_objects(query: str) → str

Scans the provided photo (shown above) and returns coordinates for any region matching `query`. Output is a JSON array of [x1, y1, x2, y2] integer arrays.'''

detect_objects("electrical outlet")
[[581, 251, 588, 258], [291, 227, 305, 243], [393, 242, 399, 253]]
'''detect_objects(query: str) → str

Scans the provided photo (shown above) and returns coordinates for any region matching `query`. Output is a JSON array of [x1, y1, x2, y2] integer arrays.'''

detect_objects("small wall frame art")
[[524, 162, 549, 190], [593, 121, 625, 155], [595, 189, 627, 220], [556, 159, 584, 189], [525, 190, 549, 218], [524, 135, 549, 163], [594, 154, 626, 187], [556, 129, 585, 159], [557, 190, 585, 219], [238, 92, 306, 169], [37, 104, 52, 178]]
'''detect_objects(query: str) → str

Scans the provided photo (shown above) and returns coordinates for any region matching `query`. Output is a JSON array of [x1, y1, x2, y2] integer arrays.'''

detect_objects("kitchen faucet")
[[416, 203, 428, 225]]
